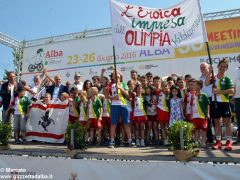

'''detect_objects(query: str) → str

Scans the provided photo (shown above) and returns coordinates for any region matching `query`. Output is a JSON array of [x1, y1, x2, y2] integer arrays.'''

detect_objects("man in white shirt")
[[69, 73, 83, 92], [199, 63, 214, 143], [25, 75, 46, 101]]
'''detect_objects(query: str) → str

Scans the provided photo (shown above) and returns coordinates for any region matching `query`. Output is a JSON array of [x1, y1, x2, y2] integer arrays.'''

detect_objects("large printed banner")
[[26, 100, 69, 143], [21, 17, 240, 84], [0, 155, 239, 180], [110, 0, 207, 49]]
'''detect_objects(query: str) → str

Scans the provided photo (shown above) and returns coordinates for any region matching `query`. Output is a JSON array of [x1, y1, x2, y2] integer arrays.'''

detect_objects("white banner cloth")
[[111, 0, 208, 49], [26, 99, 69, 143]]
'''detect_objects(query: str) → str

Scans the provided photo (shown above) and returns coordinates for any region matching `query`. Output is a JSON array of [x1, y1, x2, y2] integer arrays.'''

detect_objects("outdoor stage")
[[1, 142, 240, 164]]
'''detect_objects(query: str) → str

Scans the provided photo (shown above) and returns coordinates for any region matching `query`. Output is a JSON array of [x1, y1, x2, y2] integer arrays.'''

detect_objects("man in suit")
[[46, 75, 69, 99], [0, 71, 23, 123]]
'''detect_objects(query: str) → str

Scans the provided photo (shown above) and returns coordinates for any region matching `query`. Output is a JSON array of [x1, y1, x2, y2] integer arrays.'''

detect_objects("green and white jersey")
[[213, 75, 233, 102], [109, 82, 129, 106], [191, 92, 210, 119], [88, 97, 102, 119], [102, 98, 111, 117], [79, 101, 88, 121], [11, 96, 31, 115]]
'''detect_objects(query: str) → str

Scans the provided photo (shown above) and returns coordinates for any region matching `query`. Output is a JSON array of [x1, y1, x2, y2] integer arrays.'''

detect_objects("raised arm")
[[43, 69, 55, 85], [117, 83, 129, 98]]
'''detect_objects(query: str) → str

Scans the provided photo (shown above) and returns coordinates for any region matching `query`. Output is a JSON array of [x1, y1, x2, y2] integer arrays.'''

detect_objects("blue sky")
[[0, 0, 239, 78]]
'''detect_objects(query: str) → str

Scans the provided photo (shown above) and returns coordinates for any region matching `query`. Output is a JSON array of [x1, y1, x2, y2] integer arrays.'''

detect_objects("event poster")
[[110, 0, 207, 49], [21, 17, 240, 84]]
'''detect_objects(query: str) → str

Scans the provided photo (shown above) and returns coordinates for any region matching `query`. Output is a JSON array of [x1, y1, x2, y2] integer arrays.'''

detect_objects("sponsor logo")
[[120, 66, 134, 72], [45, 50, 63, 59], [66, 72, 70, 77], [28, 48, 44, 72], [44, 49, 63, 65], [139, 64, 159, 70]]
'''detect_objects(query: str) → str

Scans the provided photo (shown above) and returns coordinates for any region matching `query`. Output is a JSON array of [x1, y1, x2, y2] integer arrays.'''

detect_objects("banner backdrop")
[[110, 0, 207, 49], [0, 155, 239, 180], [26, 100, 69, 143], [21, 17, 240, 84]]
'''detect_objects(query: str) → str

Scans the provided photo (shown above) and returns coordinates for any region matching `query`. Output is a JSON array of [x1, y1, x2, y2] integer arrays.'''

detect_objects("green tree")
[[2, 69, 9, 81]]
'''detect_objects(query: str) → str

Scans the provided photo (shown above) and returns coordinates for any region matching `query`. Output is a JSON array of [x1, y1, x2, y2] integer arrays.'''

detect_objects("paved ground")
[[1, 142, 240, 163]]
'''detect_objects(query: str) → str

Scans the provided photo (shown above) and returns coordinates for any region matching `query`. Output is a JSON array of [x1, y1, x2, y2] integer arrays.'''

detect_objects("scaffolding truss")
[[0, 32, 21, 49], [203, 8, 240, 20]]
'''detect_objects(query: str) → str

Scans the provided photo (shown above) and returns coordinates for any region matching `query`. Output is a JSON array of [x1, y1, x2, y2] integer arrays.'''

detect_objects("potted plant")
[[0, 121, 12, 150], [168, 121, 198, 162], [65, 121, 87, 151]]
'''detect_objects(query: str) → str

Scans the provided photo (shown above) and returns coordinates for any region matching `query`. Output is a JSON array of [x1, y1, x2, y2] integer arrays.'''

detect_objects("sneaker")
[[140, 139, 145, 147], [130, 140, 135, 147], [119, 141, 125, 147], [155, 140, 162, 146], [233, 141, 240, 145], [136, 139, 140, 146], [163, 140, 169, 146], [15, 139, 21, 144], [108, 141, 115, 148], [206, 139, 214, 144], [212, 140, 222, 150], [232, 138, 240, 145], [201, 142, 207, 148], [21, 139, 26, 144], [145, 140, 149, 146], [19, 138, 26, 144], [224, 140, 233, 151], [125, 140, 135, 147], [103, 139, 109, 146]]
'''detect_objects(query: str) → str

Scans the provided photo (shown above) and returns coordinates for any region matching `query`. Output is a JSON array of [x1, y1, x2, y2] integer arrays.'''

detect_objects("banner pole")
[[197, 0, 217, 107], [205, 41, 217, 108], [113, 45, 118, 85]]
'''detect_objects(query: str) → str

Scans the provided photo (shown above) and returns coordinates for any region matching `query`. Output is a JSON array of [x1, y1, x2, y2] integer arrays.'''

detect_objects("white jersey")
[[185, 91, 195, 115], [157, 91, 169, 112], [79, 102, 87, 122], [133, 96, 146, 117], [102, 98, 111, 117], [145, 94, 158, 115]]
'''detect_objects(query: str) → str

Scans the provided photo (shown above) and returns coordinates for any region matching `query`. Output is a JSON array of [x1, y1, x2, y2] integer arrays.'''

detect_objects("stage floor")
[[1, 142, 240, 163]]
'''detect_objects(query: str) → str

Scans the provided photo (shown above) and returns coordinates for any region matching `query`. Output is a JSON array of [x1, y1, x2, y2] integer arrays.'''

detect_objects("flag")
[[26, 99, 69, 143], [110, 0, 208, 49]]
